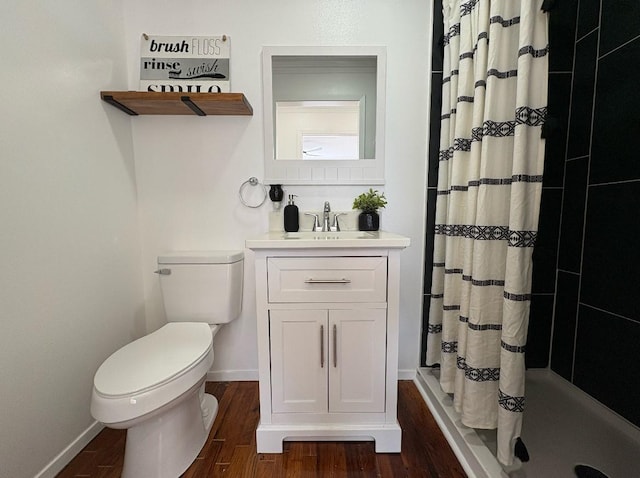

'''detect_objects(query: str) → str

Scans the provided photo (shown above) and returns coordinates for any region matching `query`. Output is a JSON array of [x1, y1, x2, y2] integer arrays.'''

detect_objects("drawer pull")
[[304, 278, 352, 284], [320, 325, 325, 368], [333, 324, 338, 368]]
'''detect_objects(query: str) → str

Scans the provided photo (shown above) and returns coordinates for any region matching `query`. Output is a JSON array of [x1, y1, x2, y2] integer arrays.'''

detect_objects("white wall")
[[0, 1, 431, 475], [0, 1, 144, 477], [122, 0, 431, 377]]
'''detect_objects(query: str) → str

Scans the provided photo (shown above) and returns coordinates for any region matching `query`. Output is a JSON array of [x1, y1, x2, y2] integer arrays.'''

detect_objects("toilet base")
[[121, 384, 218, 478]]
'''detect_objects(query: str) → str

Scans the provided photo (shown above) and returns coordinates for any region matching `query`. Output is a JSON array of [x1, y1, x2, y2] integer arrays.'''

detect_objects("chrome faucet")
[[323, 201, 331, 232], [331, 213, 346, 232], [304, 201, 339, 232], [304, 212, 322, 232]]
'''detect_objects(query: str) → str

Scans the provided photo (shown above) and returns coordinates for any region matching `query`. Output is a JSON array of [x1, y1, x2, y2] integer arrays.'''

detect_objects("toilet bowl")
[[90, 251, 243, 478]]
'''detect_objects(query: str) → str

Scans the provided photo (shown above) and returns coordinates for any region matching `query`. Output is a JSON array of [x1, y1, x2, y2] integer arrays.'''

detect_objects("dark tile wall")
[[566, 30, 597, 159], [550, 271, 579, 378], [573, 305, 640, 426], [551, 0, 640, 428], [421, 0, 443, 366]]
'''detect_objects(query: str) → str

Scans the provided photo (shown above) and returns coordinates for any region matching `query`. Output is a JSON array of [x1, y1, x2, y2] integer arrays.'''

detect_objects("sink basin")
[[246, 230, 410, 249], [284, 231, 376, 240]]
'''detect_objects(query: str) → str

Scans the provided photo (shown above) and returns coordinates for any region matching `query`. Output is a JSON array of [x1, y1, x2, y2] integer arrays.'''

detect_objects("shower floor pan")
[[416, 368, 640, 478]]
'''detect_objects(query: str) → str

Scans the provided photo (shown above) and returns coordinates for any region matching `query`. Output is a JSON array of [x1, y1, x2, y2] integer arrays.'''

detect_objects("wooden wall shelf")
[[100, 91, 253, 116]]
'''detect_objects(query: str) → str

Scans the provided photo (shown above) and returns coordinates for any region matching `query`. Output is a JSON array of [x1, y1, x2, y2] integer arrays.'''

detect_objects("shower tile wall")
[[528, 0, 580, 368], [420, 0, 443, 365], [552, 0, 640, 427]]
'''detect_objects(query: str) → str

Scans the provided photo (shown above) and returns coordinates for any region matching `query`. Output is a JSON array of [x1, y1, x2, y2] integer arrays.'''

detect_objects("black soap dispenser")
[[283, 195, 299, 232]]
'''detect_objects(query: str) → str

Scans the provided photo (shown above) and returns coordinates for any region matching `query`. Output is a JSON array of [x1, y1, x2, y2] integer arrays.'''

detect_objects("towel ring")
[[239, 177, 267, 208]]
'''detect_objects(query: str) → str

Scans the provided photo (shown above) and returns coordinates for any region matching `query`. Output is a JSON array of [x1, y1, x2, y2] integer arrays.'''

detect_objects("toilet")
[[90, 251, 243, 478]]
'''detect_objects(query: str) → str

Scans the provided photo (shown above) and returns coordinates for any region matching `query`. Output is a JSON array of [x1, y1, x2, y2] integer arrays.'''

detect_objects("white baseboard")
[[207, 369, 415, 382], [398, 368, 416, 380], [34, 420, 104, 478], [207, 369, 259, 382]]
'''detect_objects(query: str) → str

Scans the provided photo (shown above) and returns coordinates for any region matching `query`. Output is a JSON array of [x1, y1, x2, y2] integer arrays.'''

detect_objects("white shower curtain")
[[426, 0, 548, 466]]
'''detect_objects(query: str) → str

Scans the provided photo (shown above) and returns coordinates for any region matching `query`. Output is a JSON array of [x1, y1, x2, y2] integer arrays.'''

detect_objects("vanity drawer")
[[267, 257, 387, 303]]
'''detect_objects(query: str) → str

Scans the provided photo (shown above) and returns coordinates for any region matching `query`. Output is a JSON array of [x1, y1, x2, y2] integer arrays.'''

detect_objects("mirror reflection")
[[276, 100, 362, 159], [272, 55, 377, 161]]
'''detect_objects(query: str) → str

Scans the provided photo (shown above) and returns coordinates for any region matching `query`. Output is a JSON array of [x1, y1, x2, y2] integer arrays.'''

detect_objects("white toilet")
[[91, 251, 243, 478]]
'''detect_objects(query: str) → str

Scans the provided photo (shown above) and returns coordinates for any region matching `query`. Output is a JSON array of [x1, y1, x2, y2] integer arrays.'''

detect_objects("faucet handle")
[[331, 213, 346, 232], [304, 213, 322, 232]]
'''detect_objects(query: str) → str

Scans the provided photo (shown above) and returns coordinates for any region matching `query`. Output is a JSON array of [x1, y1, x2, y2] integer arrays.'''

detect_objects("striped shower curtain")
[[426, 0, 549, 466]]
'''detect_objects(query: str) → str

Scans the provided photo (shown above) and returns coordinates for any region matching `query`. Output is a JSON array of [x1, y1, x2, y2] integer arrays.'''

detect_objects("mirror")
[[276, 100, 363, 160], [263, 46, 386, 185]]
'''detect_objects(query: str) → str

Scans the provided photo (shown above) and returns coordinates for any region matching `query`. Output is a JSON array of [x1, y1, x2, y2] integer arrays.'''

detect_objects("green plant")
[[352, 188, 387, 213]]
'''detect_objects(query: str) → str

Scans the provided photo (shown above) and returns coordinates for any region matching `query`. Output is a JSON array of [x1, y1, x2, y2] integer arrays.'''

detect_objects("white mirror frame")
[[262, 46, 386, 185]]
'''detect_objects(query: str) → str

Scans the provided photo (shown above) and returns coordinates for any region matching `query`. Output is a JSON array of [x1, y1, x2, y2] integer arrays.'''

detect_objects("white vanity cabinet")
[[246, 232, 409, 453]]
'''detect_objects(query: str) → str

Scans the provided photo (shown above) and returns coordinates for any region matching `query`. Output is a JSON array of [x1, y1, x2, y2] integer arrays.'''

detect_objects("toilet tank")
[[157, 251, 243, 324]]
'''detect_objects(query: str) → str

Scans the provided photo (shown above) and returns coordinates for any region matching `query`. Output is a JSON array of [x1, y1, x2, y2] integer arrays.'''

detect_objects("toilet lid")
[[94, 323, 213, 397]]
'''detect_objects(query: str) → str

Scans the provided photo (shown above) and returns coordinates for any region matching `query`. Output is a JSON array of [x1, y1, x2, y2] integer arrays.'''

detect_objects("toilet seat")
[[91, 322, 214, 425], [95, 322, 212, 397]]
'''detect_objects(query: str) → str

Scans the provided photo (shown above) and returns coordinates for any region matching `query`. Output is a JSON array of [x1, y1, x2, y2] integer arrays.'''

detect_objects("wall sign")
[[139, 34, 230, 93]]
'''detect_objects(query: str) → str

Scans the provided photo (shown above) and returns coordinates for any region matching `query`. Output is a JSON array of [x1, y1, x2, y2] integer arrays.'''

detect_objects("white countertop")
[[245, 230, 410, 249]]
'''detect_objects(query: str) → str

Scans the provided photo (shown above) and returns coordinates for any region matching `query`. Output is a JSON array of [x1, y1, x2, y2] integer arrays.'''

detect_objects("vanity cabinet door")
[[269, 309, 328, 413], [328, 309, 387, 413], [270, 308, 387, 415]]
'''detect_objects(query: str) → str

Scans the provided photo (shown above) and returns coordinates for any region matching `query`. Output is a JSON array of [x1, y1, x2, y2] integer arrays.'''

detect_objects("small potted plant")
[[352, 188, 387, 231]]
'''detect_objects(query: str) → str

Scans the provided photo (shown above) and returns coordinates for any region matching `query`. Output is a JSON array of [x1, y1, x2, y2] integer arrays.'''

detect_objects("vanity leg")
[[372, 424, 402, 453], [256, 425, 285, 453]]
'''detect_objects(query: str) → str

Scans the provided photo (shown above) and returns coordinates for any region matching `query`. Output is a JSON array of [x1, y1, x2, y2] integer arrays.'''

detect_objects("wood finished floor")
[[57, 381, 466, 477]]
